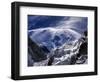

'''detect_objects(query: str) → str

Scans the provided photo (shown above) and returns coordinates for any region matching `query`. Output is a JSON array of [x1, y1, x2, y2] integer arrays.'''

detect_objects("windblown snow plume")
[[28, 15, 88, 66]]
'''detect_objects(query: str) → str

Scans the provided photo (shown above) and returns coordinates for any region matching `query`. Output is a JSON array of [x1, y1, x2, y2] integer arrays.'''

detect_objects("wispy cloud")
[[55, 17, 87, 33], [28, 15, 87, 33]]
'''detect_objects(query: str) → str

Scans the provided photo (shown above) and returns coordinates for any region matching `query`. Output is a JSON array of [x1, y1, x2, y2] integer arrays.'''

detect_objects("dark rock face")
[[28, 37, 47, 62], [79, 42, 87, 55], [47, 56, 54, 66], [84, 31, 87, 37], [40, 45, 50, 53], [76, 31, 88, 64], [28, 54, 34, 66], [70, 55, 77, 65]]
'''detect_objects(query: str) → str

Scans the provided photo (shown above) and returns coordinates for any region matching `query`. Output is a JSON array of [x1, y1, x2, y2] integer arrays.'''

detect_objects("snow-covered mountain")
[[28, 27, 87, 66], [29, 27, 82, 51]]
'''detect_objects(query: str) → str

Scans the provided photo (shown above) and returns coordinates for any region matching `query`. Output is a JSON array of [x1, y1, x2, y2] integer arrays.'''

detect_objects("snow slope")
[[29, 27, 82, 51]]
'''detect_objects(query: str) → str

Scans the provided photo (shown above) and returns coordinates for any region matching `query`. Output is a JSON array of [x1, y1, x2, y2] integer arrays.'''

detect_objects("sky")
[[28, 15, 88, 34]]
